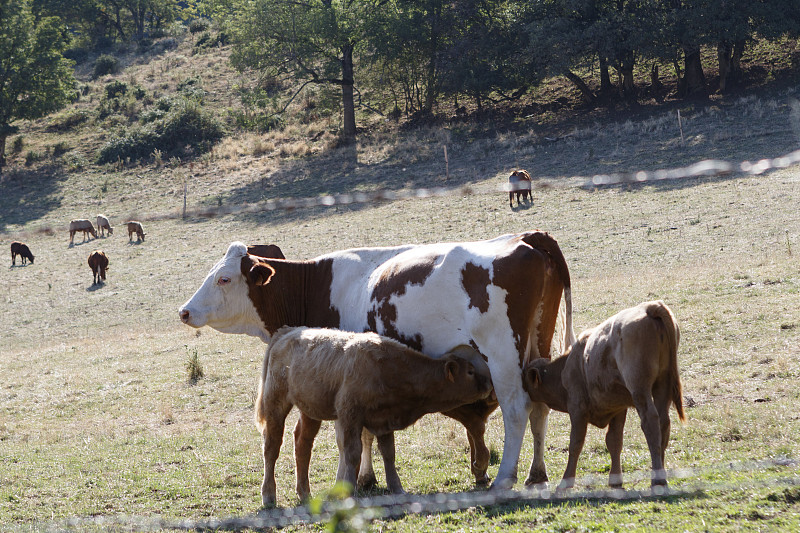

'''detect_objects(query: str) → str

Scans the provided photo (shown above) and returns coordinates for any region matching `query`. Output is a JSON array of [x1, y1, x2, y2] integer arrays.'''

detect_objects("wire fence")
[[34, 457, 799, 532]]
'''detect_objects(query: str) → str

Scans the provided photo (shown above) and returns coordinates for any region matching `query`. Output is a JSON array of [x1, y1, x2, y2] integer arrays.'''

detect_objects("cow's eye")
[[218, 277, 231, 286]]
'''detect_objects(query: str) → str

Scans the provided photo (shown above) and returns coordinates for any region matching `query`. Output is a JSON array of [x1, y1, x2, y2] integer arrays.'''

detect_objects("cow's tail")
[[522, 232, 577, 351], [254, 344, 272, 433], [647, 301, 686, 424]]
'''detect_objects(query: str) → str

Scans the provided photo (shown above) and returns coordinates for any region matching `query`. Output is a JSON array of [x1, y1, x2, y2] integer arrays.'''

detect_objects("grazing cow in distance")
[[247, 244, 285, 260], [88, 250, 109, 285], [508, 169, 532, 208], [522, 300, 685, 489], [11, 242, 34, 266], [126, 221, 145, 242], [256, 326, 493, 505], [179, 232, 576, 491], [69, 219, 97, 244], [96, 214, 113, 237]]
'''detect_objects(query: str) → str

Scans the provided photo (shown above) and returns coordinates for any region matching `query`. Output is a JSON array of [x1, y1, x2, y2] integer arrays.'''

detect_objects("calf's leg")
[[560, 413, 589, 490], [605, 411, 627, 488], [524, 401, 550, 486], [261, 400, 292, 506], [293, 414, 322, 500], [444, 398, 497, 486], [334, 418, 363, 490], [376, 432, 405, 494], [632, 391, 666, 486]]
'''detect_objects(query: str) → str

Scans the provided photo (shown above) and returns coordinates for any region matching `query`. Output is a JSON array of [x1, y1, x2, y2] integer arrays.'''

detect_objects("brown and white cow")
[[11, 241, 34, 265], [96, 214, 113, 237], [256, 326, 493, 504], [179, 232, 575, 490], [126, 221, 146, 242], [88, 250, 109, 284], [69, 219, 97, 244], [508, 169, 532, 208], [522, 300, 685, 489]]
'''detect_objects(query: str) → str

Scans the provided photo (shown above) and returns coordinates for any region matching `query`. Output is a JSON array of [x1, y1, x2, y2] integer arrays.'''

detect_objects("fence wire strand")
[[33, 458, 799, 532]]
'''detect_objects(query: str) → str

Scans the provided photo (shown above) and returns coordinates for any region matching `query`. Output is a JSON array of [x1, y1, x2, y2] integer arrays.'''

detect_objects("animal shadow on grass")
[[9, 264, 31, 269], [86, 281, 105, 292], [127, 240, 144, 246]]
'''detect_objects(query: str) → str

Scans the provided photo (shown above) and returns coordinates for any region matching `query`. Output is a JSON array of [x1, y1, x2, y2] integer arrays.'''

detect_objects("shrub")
[[11, 136, 24, 154], [105, 80, 128, 100], [52, 141, 70, 157], [97, 97, 225, 164], [93, 54, 119, 78], [25, 150, 45, 166], [48, 110, 91, 132], [185, 348, 204, 384], [188, 18, 211, 34]]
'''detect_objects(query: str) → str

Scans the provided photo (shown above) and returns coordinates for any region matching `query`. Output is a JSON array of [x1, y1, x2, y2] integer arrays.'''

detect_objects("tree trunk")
[[0, 134, 6, 171], [683, 47, 707, 97], [340, 43, 357, 142], [718, 41, 732, 93], [599, 57, 613, 96], [563, 70, 596, 103]]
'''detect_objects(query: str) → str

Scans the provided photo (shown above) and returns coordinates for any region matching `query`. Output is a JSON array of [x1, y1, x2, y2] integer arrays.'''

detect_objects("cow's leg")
[[632, 391, 666, 486], [334, 419, 362, 491], [357, 429, 377, 489], [442, 399, 498, 486], [261, 400, 292, 507], [376, 432, 405, 494], [605, 411, 627, 488], [293, 414, 321, 501], [524, 401, 550, 486], [559, 413, 588, 490], [491, 383, 533, 490]]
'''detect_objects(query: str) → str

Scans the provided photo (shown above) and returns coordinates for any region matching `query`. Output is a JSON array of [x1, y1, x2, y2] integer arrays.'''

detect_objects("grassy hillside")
[[1, 33, 799, 531]]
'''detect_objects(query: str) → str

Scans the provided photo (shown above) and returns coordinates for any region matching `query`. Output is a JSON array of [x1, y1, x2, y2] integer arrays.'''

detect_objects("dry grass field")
[[1, 36, 800, 531]]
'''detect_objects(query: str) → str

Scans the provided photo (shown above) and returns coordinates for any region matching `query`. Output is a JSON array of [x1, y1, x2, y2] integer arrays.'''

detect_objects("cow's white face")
[[178, 242, 270, 342]]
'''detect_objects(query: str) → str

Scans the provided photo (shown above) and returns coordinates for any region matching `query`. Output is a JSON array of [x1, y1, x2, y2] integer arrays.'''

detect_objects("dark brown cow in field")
[[246, 244, 285, 260], [11, 241, 34, 266], [126, 221, 146, 242], [508, 169, 532, 208], [257, 326, 493, 504], [96, 214, 113, 237], [179, 232, 576, 490], [522, 300, 685, 489], [69, 219, 97, 244], [88, 250, 109, 284]]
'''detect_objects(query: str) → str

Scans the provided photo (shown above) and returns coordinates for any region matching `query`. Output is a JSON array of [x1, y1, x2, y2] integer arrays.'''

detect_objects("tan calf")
[[69, 219, 97, 244], [255, 326, 493, 505], [96, 214, 113, 237], [126, 221, 145, 242], [522, 300, 685, 489]]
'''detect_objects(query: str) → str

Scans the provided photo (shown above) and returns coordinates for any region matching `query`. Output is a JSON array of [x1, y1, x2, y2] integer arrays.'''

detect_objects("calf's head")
[[441, 345, 493, 402], [178, 242, 275, 341]]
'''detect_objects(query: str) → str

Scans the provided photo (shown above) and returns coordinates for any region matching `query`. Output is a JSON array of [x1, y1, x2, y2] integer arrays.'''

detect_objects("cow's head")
[[178, 242, 273, 342]]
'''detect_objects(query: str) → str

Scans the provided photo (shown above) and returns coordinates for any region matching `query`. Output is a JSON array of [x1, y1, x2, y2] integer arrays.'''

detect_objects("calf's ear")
[[444, 358, 458, 383], [523, 367, 541, 391], [249, 263, 276, 286]]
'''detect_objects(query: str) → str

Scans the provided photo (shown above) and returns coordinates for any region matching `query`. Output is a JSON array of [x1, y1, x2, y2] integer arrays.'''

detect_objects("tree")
[[219, 0, 376, 143], [0, 0, 75, 171]]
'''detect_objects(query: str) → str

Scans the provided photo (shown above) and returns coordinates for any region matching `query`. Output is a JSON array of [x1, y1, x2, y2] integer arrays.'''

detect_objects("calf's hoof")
[[474, 472, 491, 487], [524, 467, 548, 487]]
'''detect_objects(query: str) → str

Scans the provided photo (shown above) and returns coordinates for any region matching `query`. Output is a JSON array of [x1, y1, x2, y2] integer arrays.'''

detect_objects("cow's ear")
[[444, 358, 458, 383], [249, 263, 276, 286]]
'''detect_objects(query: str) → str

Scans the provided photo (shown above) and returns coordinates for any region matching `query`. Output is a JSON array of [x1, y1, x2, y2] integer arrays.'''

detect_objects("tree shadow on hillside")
[[0, 166, 67, 232]]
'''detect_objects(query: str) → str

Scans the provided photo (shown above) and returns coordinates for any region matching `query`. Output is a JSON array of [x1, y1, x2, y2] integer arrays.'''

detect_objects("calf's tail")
[[254, 345, 272, 432], [647, 301, 686, 423]]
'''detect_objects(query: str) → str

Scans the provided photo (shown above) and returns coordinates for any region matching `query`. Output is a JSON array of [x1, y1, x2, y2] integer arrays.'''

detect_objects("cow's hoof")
[[357, 472, 377, 490], [490, 476, 516, 491]]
